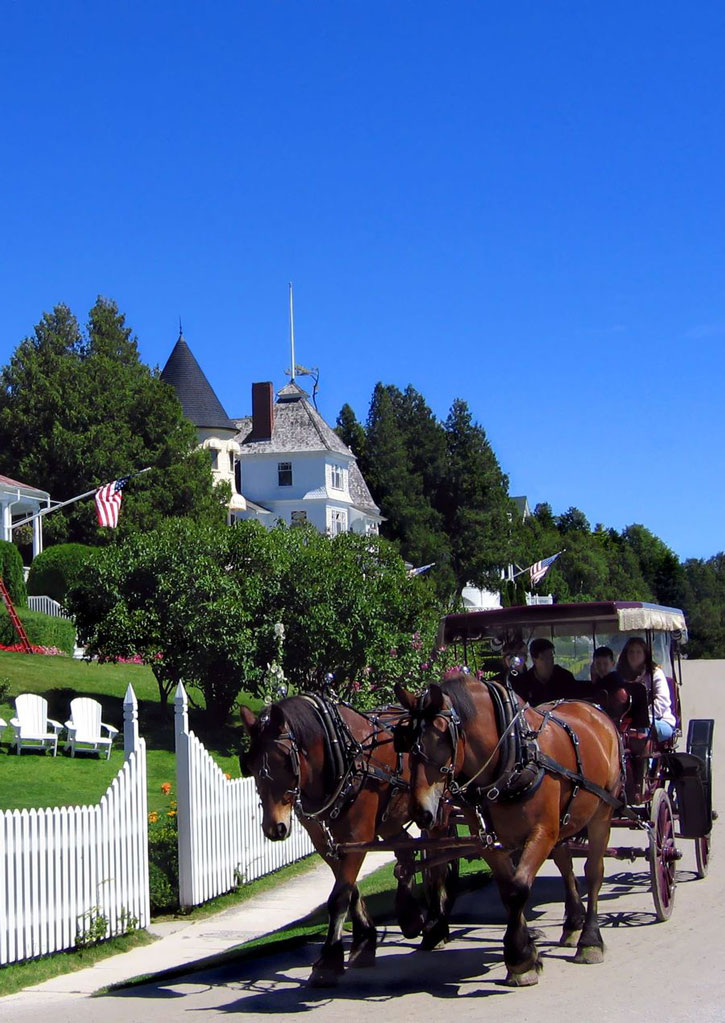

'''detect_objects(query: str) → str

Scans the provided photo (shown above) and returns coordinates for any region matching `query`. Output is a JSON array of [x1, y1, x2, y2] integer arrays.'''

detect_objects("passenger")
[[591, 646, 623, 689], [616, 637, 676, 742], [590, 646, 630, 721], [512, 638, 588, 706]]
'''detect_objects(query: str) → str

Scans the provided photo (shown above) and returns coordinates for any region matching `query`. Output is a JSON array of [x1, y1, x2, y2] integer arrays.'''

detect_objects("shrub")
[[148, 785, 180, 915], [0, 539, 27, 607], [27, 543, 97, 604], [0, 607, 75, 655]]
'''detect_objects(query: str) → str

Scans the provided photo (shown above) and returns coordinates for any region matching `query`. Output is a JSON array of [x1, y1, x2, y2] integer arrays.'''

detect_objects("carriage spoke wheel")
[[695, 834, 711, 879], [649, 789, 677, 921]]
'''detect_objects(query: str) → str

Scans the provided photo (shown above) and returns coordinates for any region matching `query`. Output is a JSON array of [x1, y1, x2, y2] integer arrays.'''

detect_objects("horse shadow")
[[107, 928, 514, 1012]]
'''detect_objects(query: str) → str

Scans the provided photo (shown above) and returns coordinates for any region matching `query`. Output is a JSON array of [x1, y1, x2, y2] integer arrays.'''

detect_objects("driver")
[[512, 637, 590, 707]]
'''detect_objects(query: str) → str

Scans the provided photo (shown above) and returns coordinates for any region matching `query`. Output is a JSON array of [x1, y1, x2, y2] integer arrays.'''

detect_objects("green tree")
[[365, 384, 450, 584], [335, 403, 367, 466], [66, 520, 440, 722], [438, 398, 512, 591], [0, 298, 228, 545]]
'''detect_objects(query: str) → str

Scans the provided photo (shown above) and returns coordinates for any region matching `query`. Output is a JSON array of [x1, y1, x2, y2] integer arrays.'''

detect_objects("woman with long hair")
[[617, 637, 676, 741]]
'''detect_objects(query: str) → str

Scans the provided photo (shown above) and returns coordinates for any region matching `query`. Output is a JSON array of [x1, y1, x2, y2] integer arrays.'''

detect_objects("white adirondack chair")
[[10, 694, 63, 755], [64, 697, 119, 759]]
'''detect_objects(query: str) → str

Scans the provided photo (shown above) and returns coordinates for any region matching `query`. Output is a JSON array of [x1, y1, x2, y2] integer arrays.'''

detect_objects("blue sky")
[[1, 2, 722, 560]]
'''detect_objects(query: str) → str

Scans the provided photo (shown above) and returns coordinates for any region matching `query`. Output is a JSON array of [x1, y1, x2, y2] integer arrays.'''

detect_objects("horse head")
[[240, 703, 300, 841], [395, 680, 463, 830]]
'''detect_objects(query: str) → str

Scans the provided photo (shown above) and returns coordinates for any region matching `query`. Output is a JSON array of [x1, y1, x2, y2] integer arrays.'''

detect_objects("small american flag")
[[95, 477, 129, 528], [529, 551, 562, 586]]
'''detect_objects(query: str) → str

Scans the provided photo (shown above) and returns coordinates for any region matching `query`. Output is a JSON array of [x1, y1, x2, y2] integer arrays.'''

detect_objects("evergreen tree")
[[439, 398, 512, 590], [0, 298, 228, 545], [365, 383, 451, 587], [335, 403, 367, 467]]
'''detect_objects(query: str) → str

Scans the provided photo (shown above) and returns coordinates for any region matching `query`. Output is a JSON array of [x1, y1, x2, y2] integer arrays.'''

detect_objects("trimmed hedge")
[[27, 544, 97, 604], [0, 539, 27, 607], [0, 608, 76, 655]]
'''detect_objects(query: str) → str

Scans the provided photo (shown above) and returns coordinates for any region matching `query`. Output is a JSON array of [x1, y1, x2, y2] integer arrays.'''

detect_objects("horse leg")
[[348, 883, 378, 968], [394, 848, 425, 939], [574, 810, 612, 965], [551, 844, 586, 947], [309, 852, 365, 987], [499, 829, 555, 986]]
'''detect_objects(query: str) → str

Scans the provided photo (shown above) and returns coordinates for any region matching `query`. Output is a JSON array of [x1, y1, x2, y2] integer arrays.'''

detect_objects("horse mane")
[[274, 695, 324, 750], [440, 673, 478, 726]]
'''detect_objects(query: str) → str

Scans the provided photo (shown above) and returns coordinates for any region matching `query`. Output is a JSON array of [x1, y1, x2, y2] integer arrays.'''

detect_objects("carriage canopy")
[[439, 601, 688, 682]]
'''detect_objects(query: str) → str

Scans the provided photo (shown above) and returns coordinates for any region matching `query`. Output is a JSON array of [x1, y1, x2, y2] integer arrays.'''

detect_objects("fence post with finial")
[[123, 684, 139, 760], [175, 682, 194, 908]]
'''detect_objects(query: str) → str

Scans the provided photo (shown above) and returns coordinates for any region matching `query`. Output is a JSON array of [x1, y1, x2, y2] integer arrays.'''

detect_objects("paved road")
[[6, 660, 724, 1023]]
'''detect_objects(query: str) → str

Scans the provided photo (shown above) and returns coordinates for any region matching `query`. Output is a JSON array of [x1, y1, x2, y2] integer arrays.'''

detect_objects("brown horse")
[[240, 695, 458, 986], [396, 672, 623, 986]]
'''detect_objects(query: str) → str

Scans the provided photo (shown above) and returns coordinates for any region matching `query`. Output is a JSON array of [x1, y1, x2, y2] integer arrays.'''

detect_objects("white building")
[[0, 474, 50, 558], [233, 381, 382, 535]]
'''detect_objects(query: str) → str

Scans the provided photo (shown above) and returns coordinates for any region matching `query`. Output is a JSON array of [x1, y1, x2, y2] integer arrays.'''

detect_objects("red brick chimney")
[[251, 382, 274, 440]]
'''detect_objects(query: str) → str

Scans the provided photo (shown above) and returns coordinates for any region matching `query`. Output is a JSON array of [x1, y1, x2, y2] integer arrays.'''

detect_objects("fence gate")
[[174, 683, 314, 909]]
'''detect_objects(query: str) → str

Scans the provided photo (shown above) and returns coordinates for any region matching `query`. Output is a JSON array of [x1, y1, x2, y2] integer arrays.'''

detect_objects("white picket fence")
[[0, 686, 149, 966], [175, 683, 314, 909], [27, 595, 70, 618]]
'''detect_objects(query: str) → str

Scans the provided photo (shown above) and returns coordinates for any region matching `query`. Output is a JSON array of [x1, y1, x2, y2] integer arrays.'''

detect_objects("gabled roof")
[[349, 461, 381, 517], [161, 334, 236, 431], [0, 474, 50, 499], [235, 395, 351, 457]]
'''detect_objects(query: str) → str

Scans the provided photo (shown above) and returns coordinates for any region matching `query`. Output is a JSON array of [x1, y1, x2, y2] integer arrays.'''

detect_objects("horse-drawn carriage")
[[240, 600, 714, 986], [434, 600, 715, 920]]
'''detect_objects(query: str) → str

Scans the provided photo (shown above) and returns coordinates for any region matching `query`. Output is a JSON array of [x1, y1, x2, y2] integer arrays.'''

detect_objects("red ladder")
[[0, 576, 33, 653]]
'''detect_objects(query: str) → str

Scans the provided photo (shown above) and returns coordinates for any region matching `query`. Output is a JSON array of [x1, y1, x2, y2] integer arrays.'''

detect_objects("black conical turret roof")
[[161, 334, 236, 431]]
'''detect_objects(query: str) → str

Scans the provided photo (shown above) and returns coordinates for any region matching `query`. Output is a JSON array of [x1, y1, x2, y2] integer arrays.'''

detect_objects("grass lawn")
[[0, 651, 263, 814]]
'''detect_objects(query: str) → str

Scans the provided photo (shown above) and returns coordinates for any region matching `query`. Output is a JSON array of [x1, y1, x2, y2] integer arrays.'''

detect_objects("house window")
[[328, 508, 347, 536], [209, 448, 219, 470], [330, 464, 344, 490], [229, 452, 235, 473], [291, 510, 307, 527], [278, 461, 292, 487]]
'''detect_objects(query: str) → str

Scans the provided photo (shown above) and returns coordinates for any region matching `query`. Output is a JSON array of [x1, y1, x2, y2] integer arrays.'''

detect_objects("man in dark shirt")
[[512, 638, 591, 706]]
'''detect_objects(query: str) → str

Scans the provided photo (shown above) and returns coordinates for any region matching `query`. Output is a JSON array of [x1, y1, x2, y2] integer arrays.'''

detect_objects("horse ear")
[[426, 683, 445, 713], [240, 706, 258, 734], [268, 703, 286, 735], [395, 683, 417, 711]]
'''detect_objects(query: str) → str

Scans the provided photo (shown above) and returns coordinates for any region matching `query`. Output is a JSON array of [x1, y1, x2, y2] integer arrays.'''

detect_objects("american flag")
[[95, 477, 129, 528], [529, 551, 563, 586]]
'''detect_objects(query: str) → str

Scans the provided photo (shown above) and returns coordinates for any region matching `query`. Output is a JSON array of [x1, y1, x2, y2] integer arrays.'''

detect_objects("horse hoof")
[[574, 945, 604, 965], [399, 914, 424, 939], [560, 928, 582, 948], [348, 946, 376, 969], [308, 967, 341, 988], [505, 968, 540, 987], [420, 921, 450, 951]]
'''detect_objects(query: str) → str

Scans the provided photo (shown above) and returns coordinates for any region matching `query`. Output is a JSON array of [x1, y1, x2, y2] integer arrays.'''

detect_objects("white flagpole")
[[289, 281, 296, 382], [10, 467, 151, 530]]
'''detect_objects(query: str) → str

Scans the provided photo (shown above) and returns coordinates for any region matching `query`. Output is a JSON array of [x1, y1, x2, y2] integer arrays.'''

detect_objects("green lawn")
[[0, 651, 262, 814]]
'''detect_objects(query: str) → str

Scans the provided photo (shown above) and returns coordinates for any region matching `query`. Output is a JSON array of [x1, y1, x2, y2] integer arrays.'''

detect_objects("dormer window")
[[330, 464, 344, 490], [278, 461, 292, 487]]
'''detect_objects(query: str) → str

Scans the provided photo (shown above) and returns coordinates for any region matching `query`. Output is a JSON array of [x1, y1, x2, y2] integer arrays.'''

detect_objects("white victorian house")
[[0, 474, 50, 558], [233, 381, 382, 535]]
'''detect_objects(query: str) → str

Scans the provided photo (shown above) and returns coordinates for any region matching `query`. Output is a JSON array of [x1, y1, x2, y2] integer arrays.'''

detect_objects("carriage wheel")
[[694, 834, 711, 879], [649, 788, 677, 921]]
